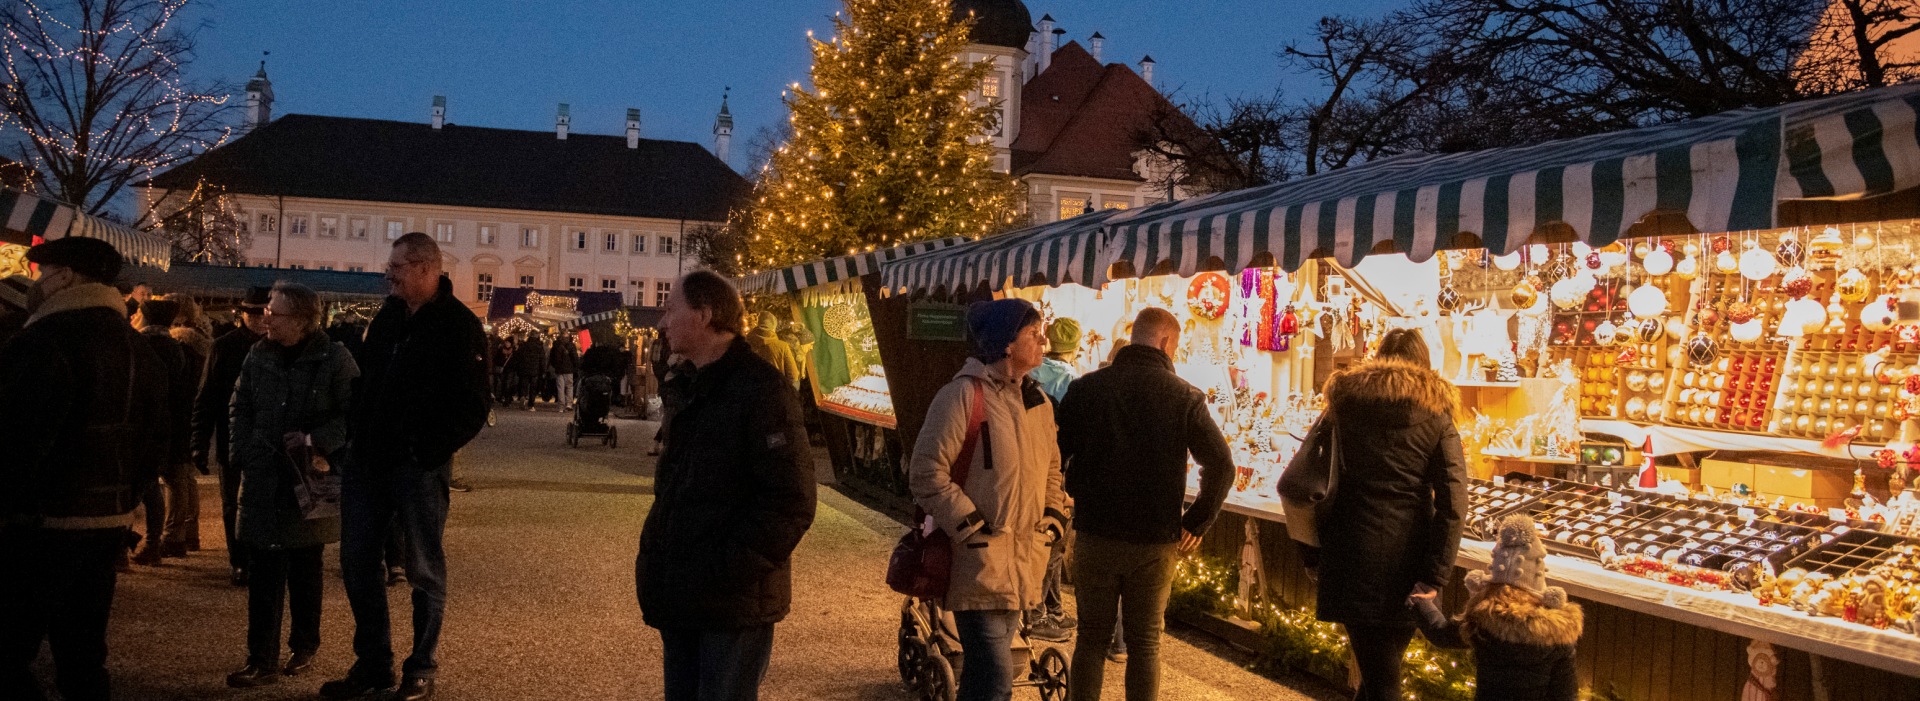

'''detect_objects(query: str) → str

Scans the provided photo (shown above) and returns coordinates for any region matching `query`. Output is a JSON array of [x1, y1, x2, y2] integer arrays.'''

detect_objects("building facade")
[[143, 66, 745, 314]]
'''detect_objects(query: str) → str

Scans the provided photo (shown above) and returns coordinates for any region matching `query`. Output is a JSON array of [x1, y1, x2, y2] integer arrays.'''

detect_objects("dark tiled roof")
[[952, 0, 1033, 49], [144, 114, 749, 222], [1009, 42, 1203, 182]]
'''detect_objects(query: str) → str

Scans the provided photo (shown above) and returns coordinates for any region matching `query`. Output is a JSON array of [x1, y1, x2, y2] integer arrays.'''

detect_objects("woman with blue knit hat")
[[909, 298, 1069, 701]]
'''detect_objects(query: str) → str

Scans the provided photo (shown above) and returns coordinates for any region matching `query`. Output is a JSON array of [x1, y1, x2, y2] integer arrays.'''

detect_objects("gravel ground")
[[28, 407, 1337, 701]]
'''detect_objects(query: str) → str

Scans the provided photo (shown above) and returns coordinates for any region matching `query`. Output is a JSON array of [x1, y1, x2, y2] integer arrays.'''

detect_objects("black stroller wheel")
[[566, 423, 579, 448], [1033, 646, 1068, 700], [917, 652, 955, 701]]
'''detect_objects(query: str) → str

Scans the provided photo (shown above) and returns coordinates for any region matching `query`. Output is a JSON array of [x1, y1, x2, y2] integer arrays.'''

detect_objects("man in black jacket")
[[131, 298, 196, 565], [548, 333, 579, 409], [322, 233, 488, 701], [1055, 307, 1234, 701], [637, 271, 815, 701], [191, 287, 271, 585], [1, 238, 171, 701]]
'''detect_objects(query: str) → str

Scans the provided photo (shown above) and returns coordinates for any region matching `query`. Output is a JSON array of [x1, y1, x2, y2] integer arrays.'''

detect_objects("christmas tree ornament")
[[1494, 251, 1523, 270], [1712, 236, 1733, 254], [1187, 272, 1232, 320], [1632, 241, 1651, 259], [1528, 243, 1550, 262], [1837, 268, 1871, 303], [1674, 254, 1699, 279], [1585, 251, 1604, 270], [1635, 316, 1665, 343], [1853, 228, 1877, 250], [1686, 333, 1719, 367], [1594, 320, 1620, 346], [1726, 301, 1757, 324], [1740, 242, 1778, 280], [1824, 295, 1848, 334], [1615, 346, 1640, 366], [1864, 295, 1899, 332], [1510, 277, 1540, 308], [1643, 248, 1674, 276], [1716, 250, 1740, 273], [1598, 242, 1630, 269], [1550, 277, 1585, 310], [1665, 315, 1689, 339], [1730, 318, 1765, 343], [1627, 284, 1669, 317], [1809, 227, 1845, 268], [1436, 284, 1461, 313], [1781, 267, 1814, 299], [1776, 232, 1806, 268], [1275, 305, 1301, 351], [1683, 241, 1701, 257], [1781, 298, 1827, 337]]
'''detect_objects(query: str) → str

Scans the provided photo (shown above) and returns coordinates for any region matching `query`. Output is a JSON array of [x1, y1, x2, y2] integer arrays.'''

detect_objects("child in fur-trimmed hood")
[[1410, 513, 1584, 701]]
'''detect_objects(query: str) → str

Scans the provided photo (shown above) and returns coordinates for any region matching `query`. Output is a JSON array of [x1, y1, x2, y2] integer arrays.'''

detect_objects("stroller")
[[897, 596, 1068, 701], [565, 374, 618, 448]]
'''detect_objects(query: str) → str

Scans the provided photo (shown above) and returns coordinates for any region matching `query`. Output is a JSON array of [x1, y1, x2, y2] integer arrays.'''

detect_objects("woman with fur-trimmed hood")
[[1412, 513, 1584, 701], [1313, 328, 1469, 701]]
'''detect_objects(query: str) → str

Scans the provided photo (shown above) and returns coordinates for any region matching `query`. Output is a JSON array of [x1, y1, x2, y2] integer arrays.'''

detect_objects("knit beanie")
[[967, 298, 1041, 363], [1046, 317, 1082, 354], [757, 311, 779, 332], [1487, 513, 1549, 597]]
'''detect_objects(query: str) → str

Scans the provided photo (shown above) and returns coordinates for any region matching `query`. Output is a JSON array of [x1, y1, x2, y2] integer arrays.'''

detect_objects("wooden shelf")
[[1456, 379, 1523, 388]]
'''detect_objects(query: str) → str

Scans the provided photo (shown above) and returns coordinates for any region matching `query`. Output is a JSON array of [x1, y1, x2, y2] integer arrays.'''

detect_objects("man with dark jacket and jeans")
[[1055, 307, 1233, 701], [191, 287, 272, 586], [637, 271, 816, 701], [322, 233, 489, 701], [1, 238, 171, 701], [131, 298, 197, 565]]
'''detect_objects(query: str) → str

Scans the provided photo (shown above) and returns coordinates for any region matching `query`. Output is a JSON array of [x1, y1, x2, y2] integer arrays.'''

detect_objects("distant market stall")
[[0, 187, 173, 277], [862, 82, 1920, 699]]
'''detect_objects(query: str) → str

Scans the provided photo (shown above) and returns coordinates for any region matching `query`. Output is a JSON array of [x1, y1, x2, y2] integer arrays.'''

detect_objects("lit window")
[[435, 222, 455, 243], [479, 225, 496, 246], [1102, 199, 1130, 210], [630, 280, 646, 305], [655, 280, 672, 306], [288, 216, 309, 236], [476, 272, 494, 301], [519, 274, 535, 287], [658, 235, 676, 254], [568, 276, 584, 291], [605, 233, 619, 252], [981, 74, 1001, 99], [632, 234, 648, 254], [522, 228, 540, 248], [319, 216, 339, 238], [1058, 197, 1088, 220], [258, 213, 278, 233], [386, 221, 404, 239], [350, 218, 368, 239]]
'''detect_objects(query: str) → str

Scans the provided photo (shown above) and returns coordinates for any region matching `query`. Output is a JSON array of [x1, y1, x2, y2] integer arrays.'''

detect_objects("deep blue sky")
[[187, 0, 1403, 172]]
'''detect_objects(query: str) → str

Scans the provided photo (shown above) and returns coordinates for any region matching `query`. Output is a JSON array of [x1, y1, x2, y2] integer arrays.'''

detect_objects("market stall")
[[0, 187, 170, 272], [870, 82, 1920, 700]]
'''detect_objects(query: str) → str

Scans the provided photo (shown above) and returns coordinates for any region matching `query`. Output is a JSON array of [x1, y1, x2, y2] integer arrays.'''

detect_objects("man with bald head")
[[324, 233, 488, 701], [1054, 307, 1234, 701]]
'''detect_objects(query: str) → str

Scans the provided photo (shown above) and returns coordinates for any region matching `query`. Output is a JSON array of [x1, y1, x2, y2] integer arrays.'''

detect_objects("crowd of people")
[[2, 232, 1582, 701]]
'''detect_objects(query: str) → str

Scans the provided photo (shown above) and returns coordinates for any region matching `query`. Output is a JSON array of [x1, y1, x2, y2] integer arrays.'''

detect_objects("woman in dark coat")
[[1313, 328, 1467, 701], [225, 282, 358, 687]]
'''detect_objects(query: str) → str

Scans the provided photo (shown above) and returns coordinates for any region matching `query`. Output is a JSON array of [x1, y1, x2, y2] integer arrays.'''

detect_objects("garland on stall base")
[[1168, 556, 1478, 701]]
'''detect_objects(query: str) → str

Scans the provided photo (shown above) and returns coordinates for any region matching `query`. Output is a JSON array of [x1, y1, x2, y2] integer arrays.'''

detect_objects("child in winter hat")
[[1410, 513, 1585, 701]]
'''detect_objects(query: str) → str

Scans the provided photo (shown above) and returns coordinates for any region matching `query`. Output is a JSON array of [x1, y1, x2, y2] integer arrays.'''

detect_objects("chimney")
[[626, 108, 641, 148], [431, 95, 445, 130], [1038, 14, 1055, 73], [555, 103, 570, 140], [1139, 55, 1156, 87], [712, 88, 734, 163], [1090, 32, 1104, 63]]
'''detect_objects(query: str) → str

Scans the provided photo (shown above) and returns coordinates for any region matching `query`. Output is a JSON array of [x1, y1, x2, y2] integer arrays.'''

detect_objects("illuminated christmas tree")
[[742, 0, 1022, 271]]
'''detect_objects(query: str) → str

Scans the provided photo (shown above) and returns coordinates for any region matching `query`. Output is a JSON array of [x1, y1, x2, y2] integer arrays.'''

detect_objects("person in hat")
[[192, 286, 274, 586], [908, 298, 1067, 701], [129, 298, 196, 565], [1410, 513, 1583, 701], [1028, 317, 1081, 404], [1, 237, 172, 701], [744, 312, 801, 392]]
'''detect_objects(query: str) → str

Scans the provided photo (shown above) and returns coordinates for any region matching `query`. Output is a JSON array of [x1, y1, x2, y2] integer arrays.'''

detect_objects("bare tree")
[[684, 222, 750, 278], [743, 123, 791, 184], [1799, 0, 1920, 93], [1134, 91, 1294, 194], [0, 0, 235, 218], [155, 176, 247, 264]]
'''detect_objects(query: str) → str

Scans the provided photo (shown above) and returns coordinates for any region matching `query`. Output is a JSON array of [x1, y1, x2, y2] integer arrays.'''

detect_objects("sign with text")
[[906, 302, 968, 342]]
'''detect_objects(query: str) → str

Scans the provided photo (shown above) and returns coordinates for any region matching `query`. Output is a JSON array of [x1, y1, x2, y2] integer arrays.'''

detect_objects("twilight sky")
[[186, 0, 1403, 171]]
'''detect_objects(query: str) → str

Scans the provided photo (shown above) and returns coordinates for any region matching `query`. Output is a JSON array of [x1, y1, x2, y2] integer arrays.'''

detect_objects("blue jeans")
[[659, 624, 774, 701], [340, 458, 449, 680], [953, 609, 1019, 701]]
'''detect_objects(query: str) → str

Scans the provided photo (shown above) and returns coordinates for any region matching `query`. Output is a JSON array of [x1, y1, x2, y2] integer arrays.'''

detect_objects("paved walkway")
[[30, 408, 1333, 700]]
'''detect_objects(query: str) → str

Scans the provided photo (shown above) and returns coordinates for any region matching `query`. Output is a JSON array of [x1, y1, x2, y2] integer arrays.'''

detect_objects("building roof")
[[1009, 41, 1203, 182], [953, 0, 1033, 50], [143, 114, 749, 222]]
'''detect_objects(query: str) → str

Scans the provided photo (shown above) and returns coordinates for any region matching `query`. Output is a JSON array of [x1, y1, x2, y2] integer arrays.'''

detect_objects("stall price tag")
[[1737, 507, 1757, 520], [1829, 508, 1850, 522]]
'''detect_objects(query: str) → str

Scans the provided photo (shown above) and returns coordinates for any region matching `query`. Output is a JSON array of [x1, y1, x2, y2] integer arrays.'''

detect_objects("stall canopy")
[[1108, 81, 1920, 278], [140, 262, 387, 301], [737, 237, 968, 296], [0, 187, 171, 271], [882, 202, 1182, 295]]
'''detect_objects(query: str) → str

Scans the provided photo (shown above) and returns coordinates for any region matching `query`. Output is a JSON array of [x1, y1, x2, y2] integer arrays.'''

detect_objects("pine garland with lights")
[[1170, 556, 1478, 701], [740, 0, 1022, 272]]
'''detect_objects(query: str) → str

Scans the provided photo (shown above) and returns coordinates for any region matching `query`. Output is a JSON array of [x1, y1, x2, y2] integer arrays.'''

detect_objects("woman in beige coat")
[[910, 298, 1068, 701]]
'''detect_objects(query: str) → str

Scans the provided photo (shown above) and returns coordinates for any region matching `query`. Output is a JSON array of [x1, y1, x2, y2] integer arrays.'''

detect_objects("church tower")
[[243, 60, 274, 132], [712, 88, 734, 164], [952, 0, 1033, 174]]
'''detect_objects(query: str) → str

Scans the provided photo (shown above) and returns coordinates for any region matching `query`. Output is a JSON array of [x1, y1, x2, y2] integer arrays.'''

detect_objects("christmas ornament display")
[[1187, 273, 1232, 320], [1643, 248, 1675, 276], [1627, 284, 1669, 317], [1740, 243, 1778, 281], [1864, 295, 1899, 332], [1837, 268, 1871, 303], [1510, 278, 1539, 309]]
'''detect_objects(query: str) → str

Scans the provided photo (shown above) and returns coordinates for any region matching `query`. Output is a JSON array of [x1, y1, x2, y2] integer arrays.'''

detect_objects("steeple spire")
[[712, 87, 734, 163], [243, 52, 274, 132]]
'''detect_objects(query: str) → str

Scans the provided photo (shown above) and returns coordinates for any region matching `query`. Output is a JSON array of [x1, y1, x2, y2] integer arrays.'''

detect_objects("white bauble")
[[1715, 250, 1739, 273], [1528, 244, 1550, 262], [1549, 278, 1584, 310], [1739, 247, 1778, 280], [1494, 251, 1522, 270], [1674, 255, 1699, 279], [1599, 249, 1630, 270], [1643, 249, 1674, 276], [1594, 320, 1620, 346], [1863, 295, 1898, 332], [1627, 284, 1669, 317], [1729, 318, 1765, 343], [1571, 242, 1592, 258]]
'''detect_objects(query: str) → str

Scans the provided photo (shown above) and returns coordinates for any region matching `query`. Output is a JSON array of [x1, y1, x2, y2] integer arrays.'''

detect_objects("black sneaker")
[[1029, 617, 1073, 643], [318, 672, 394, 699]]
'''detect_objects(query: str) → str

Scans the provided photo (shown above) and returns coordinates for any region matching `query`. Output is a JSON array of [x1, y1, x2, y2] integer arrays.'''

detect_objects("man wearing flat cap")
[[0, 237, 172, 701], [193, 286, 274, 586]]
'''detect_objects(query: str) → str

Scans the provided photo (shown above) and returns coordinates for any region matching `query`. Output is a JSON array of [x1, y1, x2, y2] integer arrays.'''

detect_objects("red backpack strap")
[[949, 379, 987, 489]]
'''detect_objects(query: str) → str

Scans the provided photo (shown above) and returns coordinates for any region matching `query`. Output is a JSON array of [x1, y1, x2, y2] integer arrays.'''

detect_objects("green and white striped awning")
[[0, 187, 171, 271], [1110, 81, 1920, 278], [737, 237, 966, 296], [883, 203, 1183, 295]]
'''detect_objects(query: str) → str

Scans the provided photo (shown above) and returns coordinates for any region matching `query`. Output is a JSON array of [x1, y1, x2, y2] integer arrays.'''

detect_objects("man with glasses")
[[192, 286, 273, 587], [322, 234, 488, 701]]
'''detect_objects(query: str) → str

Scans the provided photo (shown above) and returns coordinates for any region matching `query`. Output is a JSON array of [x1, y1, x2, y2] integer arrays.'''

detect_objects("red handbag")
[[886, 381, 986, 599]]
